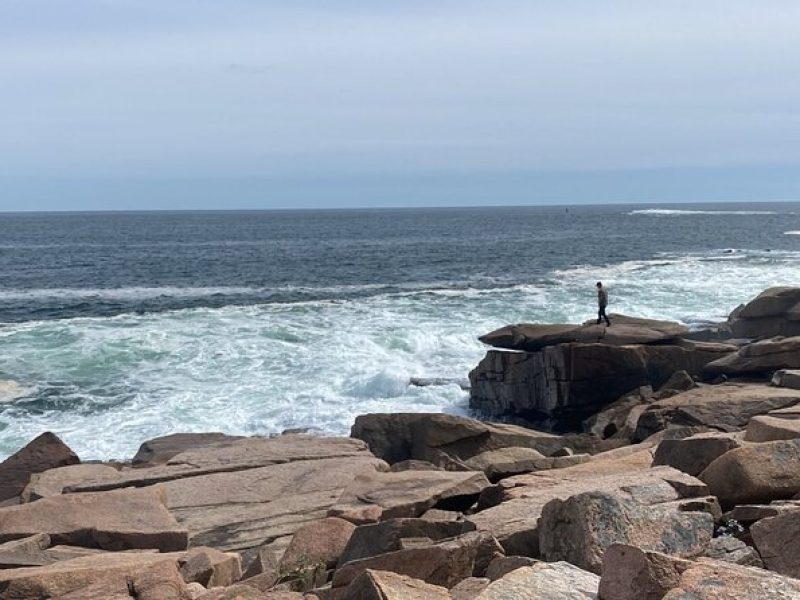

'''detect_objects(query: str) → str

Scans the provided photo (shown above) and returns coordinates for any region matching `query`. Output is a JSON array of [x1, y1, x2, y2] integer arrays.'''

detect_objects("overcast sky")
[[1, 1, 799, 210]]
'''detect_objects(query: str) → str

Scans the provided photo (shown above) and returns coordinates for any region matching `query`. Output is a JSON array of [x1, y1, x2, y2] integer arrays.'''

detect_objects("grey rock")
[[470, 340, 733, 430], [703, 536, 763, 568], [773, 369, 800, 389], [538, 491, 713, 574]]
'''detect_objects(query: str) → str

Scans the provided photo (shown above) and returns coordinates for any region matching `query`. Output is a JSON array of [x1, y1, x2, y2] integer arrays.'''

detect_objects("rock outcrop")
[[470, 338, 734, 430], [350, 412, 566, 467], [662, 558, 800, 599], [479, 315, 689, 351], [751, 508, 800, 577], [0, 432, 79, 503], [5, 413, 800, 598], [13, 290, 800, 600], [0, 486, 188, 551], [728, 287, 800, 339], [466, 448, 708, 556], [699, 438, 800, 507], [745, 406, 800, 442], [704, 336, 800, 377], [538, 491, 713, 574], [329, 469, 491, 521], [651, 431, 742, 476], [633, 382, 800, 441], [599, 544, 692, 600]]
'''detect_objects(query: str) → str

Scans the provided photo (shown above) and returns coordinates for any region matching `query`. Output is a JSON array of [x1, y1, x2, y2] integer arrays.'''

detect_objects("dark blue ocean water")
[[2, 203, 799, 323]]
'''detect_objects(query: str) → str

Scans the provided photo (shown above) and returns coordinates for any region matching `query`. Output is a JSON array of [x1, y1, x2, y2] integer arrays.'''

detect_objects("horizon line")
[[2, 198, 800, 215]]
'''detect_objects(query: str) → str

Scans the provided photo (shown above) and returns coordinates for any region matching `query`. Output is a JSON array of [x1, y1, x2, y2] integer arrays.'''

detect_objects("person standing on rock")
[[596, 282, 611, 326]]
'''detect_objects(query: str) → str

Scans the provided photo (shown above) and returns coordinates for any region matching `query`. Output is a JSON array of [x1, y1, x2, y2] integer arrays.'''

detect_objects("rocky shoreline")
[[3, 287, 800, 598]]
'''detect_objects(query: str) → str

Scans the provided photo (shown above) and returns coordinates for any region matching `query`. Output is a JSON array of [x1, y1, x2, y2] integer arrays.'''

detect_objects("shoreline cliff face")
[[1, 287, 800, 598], [468, 287, 800, 433]]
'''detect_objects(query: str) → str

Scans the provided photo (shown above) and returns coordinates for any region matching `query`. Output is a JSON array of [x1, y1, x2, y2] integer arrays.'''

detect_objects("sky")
[[1, 0, 799, 210]]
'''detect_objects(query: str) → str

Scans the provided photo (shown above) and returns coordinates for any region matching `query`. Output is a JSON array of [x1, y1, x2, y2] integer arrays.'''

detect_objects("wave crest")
[[628, 208, 778, 216]]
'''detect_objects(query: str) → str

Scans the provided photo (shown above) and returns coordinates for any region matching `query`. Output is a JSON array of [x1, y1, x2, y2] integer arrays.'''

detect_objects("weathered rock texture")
[[634, 383, 800, 441], [331, 531, 491, 589], [57, 436, 386, 563], [538, 491, 713, 574], [0, 432, 79, 502], [662, 558, 800, 599], [652, 432, 742, 476], [704, 336, 800, 377], [21, 463, 120, 502], [467, 448, 708, 557], [774, 369, 800, 390], [470, 340, 733, 430], [583, 385, 652, 440], [132, 432, 244, 467], [329, 470, 490, 521], [339, 519, 476, 566], [344, 569, 450, 600], [728, 287, 800, 339], [0, 486, 188, 551], [278, 517, 355, 571], [699, 438, 800, 507], [479, 316, 689, 351], [746, 406, 800, 442], [703, 535, 764, 568], [0, 552, 187, 599], [599, 544, 692, 600], [350, 413, 566, 468], [473, 561, 599, 599], [751, 509, 800, 577]]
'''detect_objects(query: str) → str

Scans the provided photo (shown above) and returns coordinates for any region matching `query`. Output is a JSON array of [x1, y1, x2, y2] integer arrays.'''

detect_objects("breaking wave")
[[628, 209, 779, 216], [2, 248, 800, 460]]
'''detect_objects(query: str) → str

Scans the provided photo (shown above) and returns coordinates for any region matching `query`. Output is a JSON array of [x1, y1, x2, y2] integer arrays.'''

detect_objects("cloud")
[[0, 1, 799, 208]]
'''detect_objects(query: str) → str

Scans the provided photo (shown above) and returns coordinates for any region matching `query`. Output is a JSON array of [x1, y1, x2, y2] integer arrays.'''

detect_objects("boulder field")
[[3, 287, 800, 598]]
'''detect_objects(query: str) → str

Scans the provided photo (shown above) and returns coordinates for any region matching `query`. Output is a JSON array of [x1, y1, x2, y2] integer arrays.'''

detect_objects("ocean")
[[1, 203, 799, 460]]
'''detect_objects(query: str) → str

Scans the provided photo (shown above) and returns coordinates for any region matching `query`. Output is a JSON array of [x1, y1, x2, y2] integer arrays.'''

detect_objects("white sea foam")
[[785, 231, 800, 236], [0, 380, 33, 403], [0, 281, 518, 304], [628, 209, 778, 216], [0, 286, 257, 302], [2, 249, 800, 460]]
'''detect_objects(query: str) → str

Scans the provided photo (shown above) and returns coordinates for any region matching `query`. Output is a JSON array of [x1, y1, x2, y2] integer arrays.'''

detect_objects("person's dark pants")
[[597, 306, 610, 326]]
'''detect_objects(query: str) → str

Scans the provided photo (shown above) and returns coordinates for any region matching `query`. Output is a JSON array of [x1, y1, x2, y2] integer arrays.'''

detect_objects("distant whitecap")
[[628, 209, 778, 216]]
